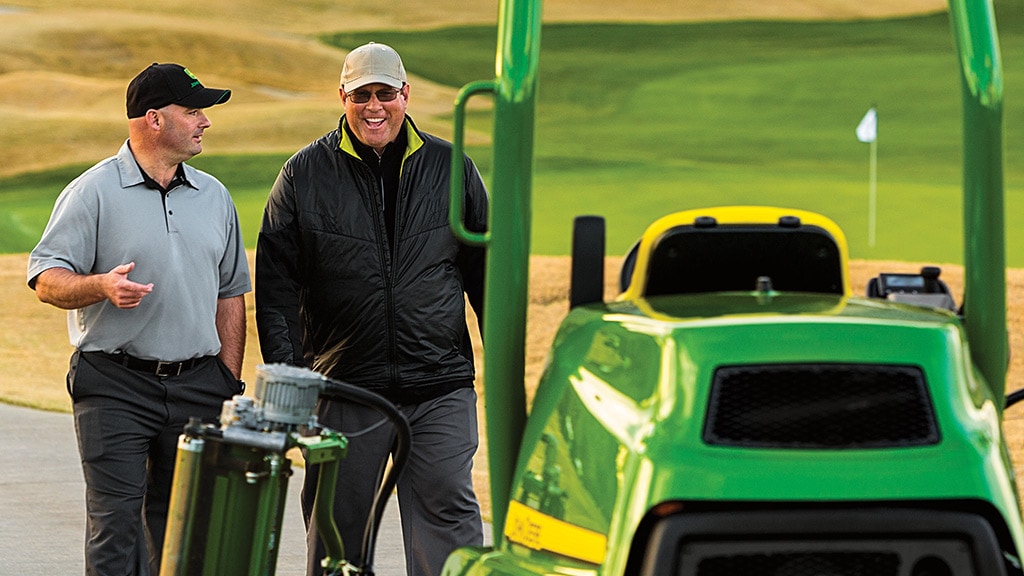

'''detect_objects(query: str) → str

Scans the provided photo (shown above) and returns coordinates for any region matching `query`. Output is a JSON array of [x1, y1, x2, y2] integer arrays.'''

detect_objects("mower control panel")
[[867, 266, 957, 312]]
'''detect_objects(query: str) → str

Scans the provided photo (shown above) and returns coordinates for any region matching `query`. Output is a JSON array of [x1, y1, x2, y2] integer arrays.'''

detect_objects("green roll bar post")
[[449, 0, 542, 544], [949, 0, 1008, 408]]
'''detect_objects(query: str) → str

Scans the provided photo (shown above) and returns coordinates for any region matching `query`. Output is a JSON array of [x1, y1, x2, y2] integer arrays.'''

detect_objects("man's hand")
[[103, 262, 154, 309], [34, 263, 154, 310]]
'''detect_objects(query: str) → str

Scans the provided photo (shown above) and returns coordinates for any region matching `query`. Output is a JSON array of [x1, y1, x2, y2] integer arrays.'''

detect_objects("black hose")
[[1006, 388, 1024, 409], [319, 378, 412, 575]]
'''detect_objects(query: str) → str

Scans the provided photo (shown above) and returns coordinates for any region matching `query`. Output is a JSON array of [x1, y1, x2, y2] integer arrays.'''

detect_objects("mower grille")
[[634, 508, 1010, 576], [703, 364, 938, 449], [695, 550, 899, 575]]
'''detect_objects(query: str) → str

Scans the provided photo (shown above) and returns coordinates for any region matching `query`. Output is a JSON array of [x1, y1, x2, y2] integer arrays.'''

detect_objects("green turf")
[[3, 7, 1023, 266]]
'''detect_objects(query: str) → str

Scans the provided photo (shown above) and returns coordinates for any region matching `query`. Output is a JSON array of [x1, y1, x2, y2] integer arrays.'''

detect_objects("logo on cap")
[[183, 68, 201, 88]]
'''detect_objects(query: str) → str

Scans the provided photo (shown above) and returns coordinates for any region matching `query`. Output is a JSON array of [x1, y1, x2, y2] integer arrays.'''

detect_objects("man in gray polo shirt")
[[27, 62, 250, 576]]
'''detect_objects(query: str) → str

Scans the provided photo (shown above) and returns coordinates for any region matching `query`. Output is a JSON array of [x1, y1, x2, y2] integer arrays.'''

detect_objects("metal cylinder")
[[159, 427, 292, 576], [160, 435, 205, 575]]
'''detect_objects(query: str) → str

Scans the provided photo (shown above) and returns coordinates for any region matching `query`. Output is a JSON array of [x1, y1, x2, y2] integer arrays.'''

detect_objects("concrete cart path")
[[0, 402, 412, 576]]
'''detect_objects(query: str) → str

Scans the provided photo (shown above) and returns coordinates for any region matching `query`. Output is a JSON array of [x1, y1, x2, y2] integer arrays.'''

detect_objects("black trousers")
[[68, 350, 244, 576]]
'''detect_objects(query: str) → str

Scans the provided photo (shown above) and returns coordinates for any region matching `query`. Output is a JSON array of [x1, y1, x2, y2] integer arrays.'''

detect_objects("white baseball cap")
[[340, 42, 407, 91]]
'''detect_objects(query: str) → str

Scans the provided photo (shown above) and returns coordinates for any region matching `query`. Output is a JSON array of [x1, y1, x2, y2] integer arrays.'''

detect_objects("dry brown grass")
[[0, 7, 486, 177]]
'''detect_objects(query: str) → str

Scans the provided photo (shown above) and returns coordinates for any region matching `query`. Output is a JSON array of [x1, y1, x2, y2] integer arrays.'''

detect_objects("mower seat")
[[619, 206, 851, 299]]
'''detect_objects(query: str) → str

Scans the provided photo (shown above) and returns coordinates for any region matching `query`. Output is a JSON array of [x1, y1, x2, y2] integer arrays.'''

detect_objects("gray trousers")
[[302, 386, 483, 576], [67, 351, 243, 576]]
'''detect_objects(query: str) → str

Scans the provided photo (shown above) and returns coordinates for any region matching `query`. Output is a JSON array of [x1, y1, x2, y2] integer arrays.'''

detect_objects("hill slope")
[[0, 0, 946, 177]]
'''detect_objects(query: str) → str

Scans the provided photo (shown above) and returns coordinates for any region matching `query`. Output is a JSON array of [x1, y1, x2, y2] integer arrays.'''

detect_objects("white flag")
[[856, 107, 877, 143]]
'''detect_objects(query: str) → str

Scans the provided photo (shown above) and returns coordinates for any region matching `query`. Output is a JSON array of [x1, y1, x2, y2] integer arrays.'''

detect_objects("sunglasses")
[[347, 86, 403, 104]]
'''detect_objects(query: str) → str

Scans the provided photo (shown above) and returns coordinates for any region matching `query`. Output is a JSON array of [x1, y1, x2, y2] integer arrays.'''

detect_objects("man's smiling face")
[[342, 82, 409, 154]]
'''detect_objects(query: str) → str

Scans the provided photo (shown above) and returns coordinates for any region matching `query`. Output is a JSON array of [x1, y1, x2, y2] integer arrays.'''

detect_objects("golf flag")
[[857, 107, 877, 143], [857, 106, 879, 246]]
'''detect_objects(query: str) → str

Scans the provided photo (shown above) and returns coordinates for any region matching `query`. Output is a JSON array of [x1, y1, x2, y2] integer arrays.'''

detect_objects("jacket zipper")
[[369, 157, 400, 396]]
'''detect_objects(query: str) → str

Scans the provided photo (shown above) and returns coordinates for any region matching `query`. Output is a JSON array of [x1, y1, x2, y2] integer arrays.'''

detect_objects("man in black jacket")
[[255, 42, 487, 576]]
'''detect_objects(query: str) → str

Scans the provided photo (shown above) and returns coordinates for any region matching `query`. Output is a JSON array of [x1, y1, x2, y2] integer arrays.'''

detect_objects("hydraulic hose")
[[319, 377, 412, 575]]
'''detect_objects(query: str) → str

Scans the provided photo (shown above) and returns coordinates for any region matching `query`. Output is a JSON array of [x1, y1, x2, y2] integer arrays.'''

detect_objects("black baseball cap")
[[126, 63, 231, 119]]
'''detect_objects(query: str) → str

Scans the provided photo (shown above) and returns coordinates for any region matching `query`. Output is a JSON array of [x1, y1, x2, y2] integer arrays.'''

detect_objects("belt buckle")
[[155, 361, 182, 377]]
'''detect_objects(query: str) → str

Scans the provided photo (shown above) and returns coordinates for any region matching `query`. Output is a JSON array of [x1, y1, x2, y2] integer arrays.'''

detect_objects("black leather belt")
[[93, 352, 208, 377]]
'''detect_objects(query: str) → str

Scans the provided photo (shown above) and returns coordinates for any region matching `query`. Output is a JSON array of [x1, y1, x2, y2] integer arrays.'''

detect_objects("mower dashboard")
[[867, 266, 958, 312]]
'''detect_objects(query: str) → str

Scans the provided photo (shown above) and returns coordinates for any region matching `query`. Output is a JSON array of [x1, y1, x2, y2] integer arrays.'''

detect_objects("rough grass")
[[0, 0, 948, 179]]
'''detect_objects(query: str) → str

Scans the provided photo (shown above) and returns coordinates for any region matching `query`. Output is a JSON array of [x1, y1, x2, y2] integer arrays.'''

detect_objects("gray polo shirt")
[[27, 140, 251, 361]]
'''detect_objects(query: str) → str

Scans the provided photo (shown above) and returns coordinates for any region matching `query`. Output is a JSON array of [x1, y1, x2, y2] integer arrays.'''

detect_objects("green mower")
[[443, 0, 1022, 574]]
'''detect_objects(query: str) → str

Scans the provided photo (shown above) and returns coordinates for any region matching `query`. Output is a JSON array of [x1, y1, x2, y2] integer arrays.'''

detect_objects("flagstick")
[[868, 137, 877, 247]]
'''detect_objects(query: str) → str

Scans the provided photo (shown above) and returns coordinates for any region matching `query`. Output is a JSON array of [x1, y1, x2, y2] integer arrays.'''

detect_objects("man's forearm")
[[34, 263, 154, 310], [216, 295, 247, 379], [34, 267, 107, 310]]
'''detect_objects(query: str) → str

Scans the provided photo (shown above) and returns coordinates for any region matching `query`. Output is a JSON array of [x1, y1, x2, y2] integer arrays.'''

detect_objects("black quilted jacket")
[[255, 116, 487, 404]]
